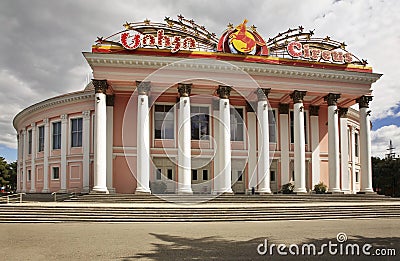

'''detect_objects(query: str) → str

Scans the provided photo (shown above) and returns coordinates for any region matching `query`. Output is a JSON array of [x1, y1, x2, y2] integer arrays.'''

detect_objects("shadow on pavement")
[[121, 233, 399, 260]]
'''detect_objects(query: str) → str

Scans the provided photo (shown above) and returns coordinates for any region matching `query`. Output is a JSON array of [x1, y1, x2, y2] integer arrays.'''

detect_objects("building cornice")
[[13, 91, 94, 130], [83, 52, 382, 85]]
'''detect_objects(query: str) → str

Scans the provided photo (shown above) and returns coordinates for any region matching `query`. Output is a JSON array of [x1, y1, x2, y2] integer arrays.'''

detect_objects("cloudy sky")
[[0, 0, 399, 162]]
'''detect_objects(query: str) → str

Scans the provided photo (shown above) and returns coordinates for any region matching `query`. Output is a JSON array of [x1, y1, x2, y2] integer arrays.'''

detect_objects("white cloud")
[[371, 125, 400, 158]]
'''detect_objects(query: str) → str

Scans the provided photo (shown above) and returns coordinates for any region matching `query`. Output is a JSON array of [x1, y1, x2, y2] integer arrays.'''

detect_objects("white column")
[[93, 79, 109, 193], [350, 127, 356, 193], [310, 106, 320, 188], [340, 108, 350, 193], [60, 114, 68, 192], [213, 86, 233, 194], [291, 91, 307, 193], [22, 130, 27, 193], [358, 96, 374, 193], [247, 111, 257, 192], [82, 111, 91, 193], [42, 119, 50, 193], [106, 95, 114, 193], [257, 89, 271, 194], [279, 104, 290, 186], [135, 81, 151, 194], [177, 84, 193, 194], [325, 93, 341, 193], [29, 123, 36, 193], [16, 134, 21, 193]]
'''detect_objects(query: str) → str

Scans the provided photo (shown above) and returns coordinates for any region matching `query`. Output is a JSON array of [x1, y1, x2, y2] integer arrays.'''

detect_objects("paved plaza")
[[2, 218, 399, 260]]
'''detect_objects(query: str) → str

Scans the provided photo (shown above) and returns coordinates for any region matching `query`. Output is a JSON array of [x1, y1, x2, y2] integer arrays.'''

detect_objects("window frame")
[[52, 121, 62, 150], [153, 104, 175, 140], [28, 129, 32, 154], [70, 117, 83, 148], [230, 107, 245, 141], [190, 105, 210, 141], [52, 166, 60, 180], [38, 125, 45, 152]]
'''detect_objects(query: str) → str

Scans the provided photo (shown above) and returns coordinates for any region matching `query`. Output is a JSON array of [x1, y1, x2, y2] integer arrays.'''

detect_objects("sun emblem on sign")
[[217, 19, 268, 56]]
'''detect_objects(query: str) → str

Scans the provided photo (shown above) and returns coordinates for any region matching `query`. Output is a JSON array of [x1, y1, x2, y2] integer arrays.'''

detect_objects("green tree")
[[0, 157, 17, 192], [372, 156, 400, 197]]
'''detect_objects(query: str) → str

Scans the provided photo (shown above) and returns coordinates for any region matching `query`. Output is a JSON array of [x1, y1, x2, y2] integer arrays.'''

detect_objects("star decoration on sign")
[[144, 19, 151, 25], [250, 25, 257, 32], [178, 14, 184, 21], [309, 29, 315, 36], [123, 22, 132, 30], [298, 25, 304, 32], [227, 23, 233, 30], [361, 59, 368, 65], [324, 36, 331, 41], [96, 37, 104, 43], [340, 42, 347, 50]]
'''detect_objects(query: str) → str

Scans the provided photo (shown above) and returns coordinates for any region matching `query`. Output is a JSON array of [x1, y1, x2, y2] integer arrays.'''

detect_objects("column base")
[[41, 189, 50, 193], [212, 189, 234, 195], [327, 191, 344, 195], [82, 187, 90, 194], [177, 188, 193, 195], [107, 187, 116, 194], [327, 188, 342, 193], [29, 189, 36, 193], [135, 190, 151, 195], [59, 189, 67, 193], [259, 191, 273, 195], [341, 189, 351, 194], [92, 186, 109, 194], [294, 188, 307, 194]]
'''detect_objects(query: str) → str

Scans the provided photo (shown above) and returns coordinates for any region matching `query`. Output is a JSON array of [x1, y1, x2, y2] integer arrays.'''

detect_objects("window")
[[237, 171, 243, 181], [192, 170, 198, 180], [38, 126, 44, 152], [230, 108, 244, 141], [269, 110, 276, 143], [52, 167, 60, 180], [202, 170, 208, 180], [28, 130, 32, 154], [270, 170, 276, 182], [355, 171, 359, 182], [167, 169, 173, 180], [71, 118, 83, 147], [191, 106, 209, 140], [355, 132, 359, 157], [52, 122, 61, 150], [156, 169, 162, 180], [290, 111, 308, 144], [154, 105, 174, 139], [28, 170, 31, 181]]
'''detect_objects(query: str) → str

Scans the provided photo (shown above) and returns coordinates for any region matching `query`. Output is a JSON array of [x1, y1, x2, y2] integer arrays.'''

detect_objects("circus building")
[[13, 16, 381, 195]]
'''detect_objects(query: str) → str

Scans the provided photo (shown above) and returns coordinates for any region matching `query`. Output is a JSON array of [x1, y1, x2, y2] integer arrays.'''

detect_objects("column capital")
[[30, 122, 36, 127], [60, 114, 68, 122], [217, 85, 231, 99], [324, 93, 341, 106], [106, 94, 115, 106], [256, 88, 271, 101], [136, 81, 151, 95], [356, 95, 373, 108], [93, 79, 108, 94], [82, 110, 91, 119], [279, 103, 289, 114], [290, 90, 307, 104], [177, 83, 192, 97], [309, 105, 320, 116], [339, 107, 348, 118], [43, 118, 49, 125]]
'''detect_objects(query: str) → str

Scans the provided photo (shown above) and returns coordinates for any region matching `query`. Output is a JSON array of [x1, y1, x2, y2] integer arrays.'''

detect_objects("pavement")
[[2, 218, 399, 260]]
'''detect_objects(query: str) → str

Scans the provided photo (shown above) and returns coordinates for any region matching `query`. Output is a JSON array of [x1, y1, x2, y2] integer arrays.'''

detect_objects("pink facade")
[[13, 19, 382, 195]]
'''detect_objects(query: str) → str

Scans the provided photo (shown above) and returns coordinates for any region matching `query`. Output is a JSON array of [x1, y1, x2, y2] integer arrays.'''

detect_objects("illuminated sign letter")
[[121, 32, 141, 50], [287, 41, 302, 57], [183, 37, 196, 49], [157, 29, 171, 48], [344, 53, 353, 63], [171, 36, 181, 53]]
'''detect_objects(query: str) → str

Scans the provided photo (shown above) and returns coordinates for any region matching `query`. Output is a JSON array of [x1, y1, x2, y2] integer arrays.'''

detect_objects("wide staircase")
[[1, 193, 400, 223]]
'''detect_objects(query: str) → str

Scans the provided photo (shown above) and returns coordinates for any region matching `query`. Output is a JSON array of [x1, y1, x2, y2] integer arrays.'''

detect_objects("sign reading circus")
[[93, 15, 365, 66]]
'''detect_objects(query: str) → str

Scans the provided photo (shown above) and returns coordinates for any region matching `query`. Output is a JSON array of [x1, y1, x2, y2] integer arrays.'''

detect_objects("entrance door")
[[153, 157, 176, 193], [191, 160, 211, 194], [231, 159, 246, 194]]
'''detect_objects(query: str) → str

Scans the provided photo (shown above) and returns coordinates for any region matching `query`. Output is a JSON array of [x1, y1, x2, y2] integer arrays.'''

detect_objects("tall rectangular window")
[[71, 118, 83, 147], [355, 132, 359, 157], [38, 126, 44, 152], [154, 105, 174, 139], [269, 110, 276, 143], [52, 167, 60, 180], [290, 111, 307, 144], [270, 170, 276, 182], [202, 170, 208, 180], [191, 106, 209, 140], [28, 170, 31, 181], [52, 122, 61, 150], [28, 130, 32, 154], [192, 169, 198, 180], [230, 108, 244, 141]]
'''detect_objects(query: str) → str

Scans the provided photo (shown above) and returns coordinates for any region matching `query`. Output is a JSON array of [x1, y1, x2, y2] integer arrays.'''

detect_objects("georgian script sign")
[[287, 41, 353, 64], [121, 29, 197, 53]]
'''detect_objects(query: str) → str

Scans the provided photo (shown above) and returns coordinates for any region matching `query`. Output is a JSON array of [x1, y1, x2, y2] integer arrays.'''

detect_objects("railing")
[[51, 188, 80, 202], [0, 193, 26, 204]]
